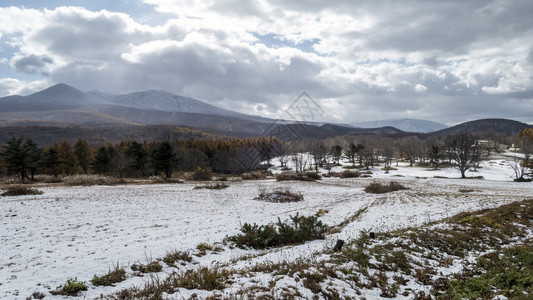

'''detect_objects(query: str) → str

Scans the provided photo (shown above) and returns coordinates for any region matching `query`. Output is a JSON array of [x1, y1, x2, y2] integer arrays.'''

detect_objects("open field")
[[1, 158, 532, 299]]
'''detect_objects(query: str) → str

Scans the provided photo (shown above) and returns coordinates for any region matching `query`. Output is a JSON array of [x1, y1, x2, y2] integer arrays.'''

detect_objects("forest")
[[1, 128, 532, 182]]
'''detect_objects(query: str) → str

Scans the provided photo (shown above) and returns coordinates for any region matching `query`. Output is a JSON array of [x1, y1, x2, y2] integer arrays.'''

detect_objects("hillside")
[[435, 118, 530, 136], [352, 118, 448, 133]]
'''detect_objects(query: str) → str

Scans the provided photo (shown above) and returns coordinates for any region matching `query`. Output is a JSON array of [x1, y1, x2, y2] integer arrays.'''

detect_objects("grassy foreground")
[[98, 198, 533, 299]]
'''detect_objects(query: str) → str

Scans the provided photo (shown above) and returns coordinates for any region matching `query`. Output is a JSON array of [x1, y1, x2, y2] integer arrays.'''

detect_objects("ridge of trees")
[[1, 129, 531, 180]]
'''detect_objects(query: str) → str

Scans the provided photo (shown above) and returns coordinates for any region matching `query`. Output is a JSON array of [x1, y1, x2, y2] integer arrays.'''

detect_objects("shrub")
[[91, 264, 127, 286], [131, 261, 163, 274], [50, 277, 88, 296], [172, 267, 229, 290], [241, 171, 268, 180], [163, 250, 193, 266], [256, 188, 303, 203], [190, 167, 213, 181], [226, 213, 328, 249], [275, 172, 321, 181], [364, 181, 408, 194], [1, 185, 43, 197], [193, 183, 229, 190], [330, 170, 361, 178]]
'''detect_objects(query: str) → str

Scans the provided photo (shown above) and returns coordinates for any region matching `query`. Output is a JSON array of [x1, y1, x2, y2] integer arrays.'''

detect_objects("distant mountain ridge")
[[352, 118, 448, 133], [0, 84, 530, 145]]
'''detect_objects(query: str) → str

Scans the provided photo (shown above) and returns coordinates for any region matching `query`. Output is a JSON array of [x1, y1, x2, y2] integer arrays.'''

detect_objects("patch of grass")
[[275, 172, 321, 181], [172, 267, 229, 290], [193, 182, 229, 190], [256, 188, 303, 203], [226, 213, 328, 249], [163, 250, 193, 267], [131, 261, 163, 274], [1, 185, 43, 196], [50, 277, 88, 296], [364, 181, 408, 194], [241, 171, 269, 180], [91, 263, 127, 286], [190, 167, 213, 181], [29, 291, 45, 299]]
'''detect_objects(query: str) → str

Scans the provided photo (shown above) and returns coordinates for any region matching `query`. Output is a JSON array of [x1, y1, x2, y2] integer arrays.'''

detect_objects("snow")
[[1, 154, 532, 299]]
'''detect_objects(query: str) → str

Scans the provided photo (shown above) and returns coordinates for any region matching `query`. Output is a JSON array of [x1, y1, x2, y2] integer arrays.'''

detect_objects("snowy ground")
[[1, 155, 531, 299]]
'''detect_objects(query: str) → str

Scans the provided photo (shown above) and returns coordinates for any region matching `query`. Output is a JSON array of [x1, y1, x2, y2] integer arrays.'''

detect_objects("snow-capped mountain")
[[352, 118, 448, 133]]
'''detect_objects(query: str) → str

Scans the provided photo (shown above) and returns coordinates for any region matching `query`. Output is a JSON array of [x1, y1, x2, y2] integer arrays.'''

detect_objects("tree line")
[[0, 136, 280, 180], [1, 129, 531, 181]]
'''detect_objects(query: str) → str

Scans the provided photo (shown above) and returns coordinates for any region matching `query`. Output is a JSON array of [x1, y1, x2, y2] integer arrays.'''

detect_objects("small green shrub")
[[1, 185, 43, 197], [190, 167, 213, 181], [91, 264, 126, 286], [50, 277, 88, 296], [226, 213, 328, 249], [364, 181, 408, 194]]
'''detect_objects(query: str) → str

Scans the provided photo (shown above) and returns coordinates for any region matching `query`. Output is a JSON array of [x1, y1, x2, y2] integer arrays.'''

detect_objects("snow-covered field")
[[1, 156, 531, 299]]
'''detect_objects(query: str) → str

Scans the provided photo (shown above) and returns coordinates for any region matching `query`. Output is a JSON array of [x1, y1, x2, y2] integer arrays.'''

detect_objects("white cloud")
[[1, 1, 533, 124]]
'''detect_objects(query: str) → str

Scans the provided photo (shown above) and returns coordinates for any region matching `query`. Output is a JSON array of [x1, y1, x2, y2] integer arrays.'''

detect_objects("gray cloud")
[[12, 54, 53, 74], [1, 2, 533, 124]]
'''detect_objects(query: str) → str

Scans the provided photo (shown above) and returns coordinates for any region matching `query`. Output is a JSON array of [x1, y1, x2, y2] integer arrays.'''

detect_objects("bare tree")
[[291, 154, 309, 173], [400, 136, 422, 166], [445, 132, 482, 178]]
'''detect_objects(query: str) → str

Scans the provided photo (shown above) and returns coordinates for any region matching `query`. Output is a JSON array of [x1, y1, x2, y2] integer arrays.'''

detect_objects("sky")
[[1, 1, 533, 125]]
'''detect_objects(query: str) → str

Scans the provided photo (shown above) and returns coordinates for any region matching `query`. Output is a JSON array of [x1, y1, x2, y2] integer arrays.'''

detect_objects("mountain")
[[434, 118, 530, 136], [0, 83, 106, 112], [352, 118, 448, 133], [0, 83, 272, 127]]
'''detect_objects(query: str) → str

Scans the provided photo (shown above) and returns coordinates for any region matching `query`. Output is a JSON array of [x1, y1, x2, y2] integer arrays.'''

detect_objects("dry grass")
[[1, 185, 43, 196], [63, 175, 128, 186], [275, 172, 321, 181], [364, 181, 408, 194], [256, 188, 303, 203]]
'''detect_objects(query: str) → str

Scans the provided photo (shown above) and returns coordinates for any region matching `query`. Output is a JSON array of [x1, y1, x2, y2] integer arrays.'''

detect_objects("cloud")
[[0, 2, 532, 124], [12, 54, 53, 75]]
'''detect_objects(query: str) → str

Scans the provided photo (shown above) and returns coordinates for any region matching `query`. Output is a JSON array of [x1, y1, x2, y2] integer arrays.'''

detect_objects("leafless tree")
[[445, 132, 482, 178]]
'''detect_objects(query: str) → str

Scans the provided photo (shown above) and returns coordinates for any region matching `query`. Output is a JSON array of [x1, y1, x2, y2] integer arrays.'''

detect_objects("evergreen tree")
[[43, 146, 61, 178], [125, 141, 149, 176], [1, 138, 27, 180], [151, 141, 181, 178], [74, 138, 91, 174], [92, 146, 111, 175], [330, 145, 343, 164], [23, 139, 43, 180]]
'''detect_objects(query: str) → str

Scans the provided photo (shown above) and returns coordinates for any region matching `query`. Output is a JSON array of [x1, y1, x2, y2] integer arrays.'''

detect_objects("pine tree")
[[151, 141, 181, 178], [23, 139, 43, 180], [43, 146, 61, 178], [1, 138, 27, 180], [91, 146, 111, 175], [125, 141, 149, 176]]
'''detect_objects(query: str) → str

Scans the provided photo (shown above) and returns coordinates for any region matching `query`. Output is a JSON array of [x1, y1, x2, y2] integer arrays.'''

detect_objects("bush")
[[241, 171, 268, 180], [190, 167, 213, 181], [193, 182, 229, 190], [131, 261, 163, 274], [50, 277, 88, 296], [1, 185, 43, 197], [63, 175, 128, 186], [226, 213, 328, 249], [329, 170, 361, 178], [364, 181, 408, 194], [256, 188, 303, 203], [163, 250, 193, 266], [275, 172, 321, 181], [91, 264, 126, 286]]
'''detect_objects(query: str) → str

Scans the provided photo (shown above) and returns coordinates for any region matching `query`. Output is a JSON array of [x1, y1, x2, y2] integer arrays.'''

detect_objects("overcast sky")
[[1, 1, 532, 125]]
